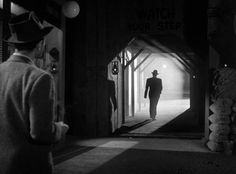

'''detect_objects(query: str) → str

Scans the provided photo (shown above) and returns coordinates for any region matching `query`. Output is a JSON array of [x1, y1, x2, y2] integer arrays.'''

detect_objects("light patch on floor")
[[98, 141, 139, 148], [54, 138, 214, 174], [129, 99, 190, 134], [66, 138, 211, 153], [54, 146, 128, 174]]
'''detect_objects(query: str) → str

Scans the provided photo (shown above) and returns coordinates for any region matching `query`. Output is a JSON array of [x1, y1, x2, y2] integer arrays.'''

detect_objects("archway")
[[109, 34, 205, 138]]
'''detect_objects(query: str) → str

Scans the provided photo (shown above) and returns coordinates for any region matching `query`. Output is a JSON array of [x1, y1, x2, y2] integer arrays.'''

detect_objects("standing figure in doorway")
[[0, 12, 69, 174], [144, 70, 163, 120]]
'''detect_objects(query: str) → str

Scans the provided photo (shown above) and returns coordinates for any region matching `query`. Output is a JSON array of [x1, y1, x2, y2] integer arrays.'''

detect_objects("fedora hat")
[[152, 70, 159, 75], [4, 11, 53, 44]]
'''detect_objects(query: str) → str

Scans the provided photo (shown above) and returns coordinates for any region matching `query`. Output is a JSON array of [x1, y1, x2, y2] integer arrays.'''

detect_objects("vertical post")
[[2, 0, 11, 62], [60, 10, 66, 122], [121, 50, 125, 123], [131, 58, 135, 117], [138, 59, 141, 112], [204, 61, 210, 141], [206, 0, 221, 141]]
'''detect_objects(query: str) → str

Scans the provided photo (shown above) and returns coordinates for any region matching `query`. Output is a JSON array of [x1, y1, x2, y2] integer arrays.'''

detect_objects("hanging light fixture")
[[62, 1, 80, 18]]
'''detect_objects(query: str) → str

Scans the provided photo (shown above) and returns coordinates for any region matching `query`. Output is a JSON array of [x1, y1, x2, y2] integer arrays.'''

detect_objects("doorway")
[[113, 35, 204, 138]]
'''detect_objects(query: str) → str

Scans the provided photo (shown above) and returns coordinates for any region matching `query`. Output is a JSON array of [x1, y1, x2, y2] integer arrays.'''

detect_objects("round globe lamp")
[[62, 1, 80, 18]]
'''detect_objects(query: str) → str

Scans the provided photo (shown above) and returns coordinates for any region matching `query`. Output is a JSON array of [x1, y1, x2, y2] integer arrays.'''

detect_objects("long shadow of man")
[[108, 79, 117, 134]]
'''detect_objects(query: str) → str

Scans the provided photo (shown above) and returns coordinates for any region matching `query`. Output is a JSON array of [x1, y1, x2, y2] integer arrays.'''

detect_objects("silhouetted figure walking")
[[144, 70, 162, 120]]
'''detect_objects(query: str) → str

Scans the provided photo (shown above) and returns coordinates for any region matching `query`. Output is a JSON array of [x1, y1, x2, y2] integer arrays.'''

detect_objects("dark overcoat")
[[0, 55, 62, 174], [144, 77, 163, 99]]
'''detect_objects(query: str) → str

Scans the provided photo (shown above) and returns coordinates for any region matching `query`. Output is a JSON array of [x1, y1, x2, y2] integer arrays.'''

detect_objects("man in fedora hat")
[[144, 70, 163, 120], [0, 12, 69, 174]]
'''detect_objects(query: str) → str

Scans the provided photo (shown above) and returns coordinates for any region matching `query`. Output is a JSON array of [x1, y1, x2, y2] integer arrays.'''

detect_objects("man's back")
[[1, 11, 69, 174], [146, 77, 162, 98], [0, 55, 54, 174]]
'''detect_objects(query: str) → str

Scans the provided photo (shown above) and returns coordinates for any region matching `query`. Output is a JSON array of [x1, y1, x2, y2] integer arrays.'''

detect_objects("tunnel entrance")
[[109, 34, 205, 138], [124, 52, 191, 134]]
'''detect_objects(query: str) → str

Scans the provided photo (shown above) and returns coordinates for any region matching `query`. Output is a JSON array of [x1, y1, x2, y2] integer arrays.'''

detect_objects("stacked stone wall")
[[207, 68, 236, 154]]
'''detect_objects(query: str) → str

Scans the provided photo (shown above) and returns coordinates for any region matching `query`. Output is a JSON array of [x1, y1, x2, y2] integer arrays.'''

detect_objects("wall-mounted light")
[[112, 61, 119, 75], [62, 1, 80, 18], [50, 63, 58, 74]]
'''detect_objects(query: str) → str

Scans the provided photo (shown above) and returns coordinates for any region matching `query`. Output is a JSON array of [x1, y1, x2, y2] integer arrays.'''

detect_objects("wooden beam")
[[124, 48, 144, 69], [134, 53, 151, 71], [176, 52, 198, 72], [174, 53, 193, 74], [140, 58, 156, 72]]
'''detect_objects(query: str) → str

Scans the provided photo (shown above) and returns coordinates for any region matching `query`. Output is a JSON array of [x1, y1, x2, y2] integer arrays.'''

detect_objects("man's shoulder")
[[17, 64, 53, 84], [31, 66, 50, 76], [156, 78, 162, 84], [148, 77, 161, 81], [151, 77, 162, 83]]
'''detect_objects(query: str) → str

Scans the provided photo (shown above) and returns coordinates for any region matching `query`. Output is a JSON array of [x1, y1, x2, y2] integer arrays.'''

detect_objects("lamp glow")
[[162, 64, 167, 68]]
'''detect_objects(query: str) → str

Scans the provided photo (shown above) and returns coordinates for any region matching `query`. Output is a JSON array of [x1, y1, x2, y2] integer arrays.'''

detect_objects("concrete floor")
[[53, 137, 236, 174], [118, 99, 203, 138], [53, 99, 211, 173], [125, 99, 190, 130]]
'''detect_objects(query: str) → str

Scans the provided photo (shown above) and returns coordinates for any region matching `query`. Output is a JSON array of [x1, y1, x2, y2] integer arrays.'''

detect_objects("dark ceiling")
[[11, 0, 62, 28]]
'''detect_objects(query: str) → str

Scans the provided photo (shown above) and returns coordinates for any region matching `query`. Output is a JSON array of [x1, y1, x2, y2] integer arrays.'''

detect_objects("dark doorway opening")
[[112, 34, 204, 138]]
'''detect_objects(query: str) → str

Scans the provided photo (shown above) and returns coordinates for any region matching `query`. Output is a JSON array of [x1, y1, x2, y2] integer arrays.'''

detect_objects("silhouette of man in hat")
[[0, 12, 69, 174], [144, 70, 163, 120]]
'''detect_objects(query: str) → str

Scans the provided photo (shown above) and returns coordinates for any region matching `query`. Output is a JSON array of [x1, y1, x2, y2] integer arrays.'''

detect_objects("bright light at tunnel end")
[[162, 64, 167, 68]]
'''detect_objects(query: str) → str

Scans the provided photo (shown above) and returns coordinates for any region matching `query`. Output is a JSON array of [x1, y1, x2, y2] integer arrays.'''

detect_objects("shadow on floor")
[[114, 109, 204, 138], [54, 146, 236, 174], [113, 119, 152, 135], [53, 136, 96, 165], [153, 109, 204, 134]]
